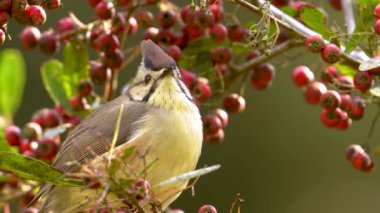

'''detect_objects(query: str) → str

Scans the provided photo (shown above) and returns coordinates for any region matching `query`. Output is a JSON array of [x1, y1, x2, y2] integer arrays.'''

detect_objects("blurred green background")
[[3, 0, 380, 212]]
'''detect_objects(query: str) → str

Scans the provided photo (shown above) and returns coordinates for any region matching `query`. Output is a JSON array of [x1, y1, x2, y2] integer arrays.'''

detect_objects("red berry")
[[192, 80, 212, 102], [41, 0, 61, 10], [202, 114, 222, 134], [0, 0, 11, 10], [70, 96, 85, 111], [212, 108, 229, 127], [183, 23, 204, 40], [210, 23, 228, 42], [250, 63, 275, 90], [87, 0, 102, 7], [354, 71, 373, 91], [198, 204, 217, 213], [374, 20, 380, 36], [305, 35, 325, 53], [35, 138, 58, 160], [5, 125, 22, 146], [89, 61, 108, 84], [337, 110, 352, 130], [328, 0, 342, 10], [143, 27, 159, 41], [321, 44, 341, 64], [181, 5, 201, 24], [209, 4, 224, 22], [212, 46, 231, 64], [39, 32, 60, 55], [351, 150, 374, 172], [84, 177, 101, 189], [25, 5, 47, 26], [167, 45, 181, 62], [11, 0, 28, 24], [374, 4, 380, 19], [179, 68, 197, 90], [22, 122, 42, 140], [292, 65, 315, 87], [136, 10, 154, 29], [0, 11, 10, 25], [320, 90, 341, 110], [88, 25, 105, 48], [204, 129, 224, 144], [95, 1, 115, 20], [78, 80, 93, 97], [94, 33, 119, 54], [198, 10, 215, 27], [111, 13, 127, 35], [336, 76, 354, 91], [304, 82, 327, 105], [127, 17, 139, 35], [21, 27, 40, 50], [101, 48, 124, 71], [320, 66, 339, 84], [157, 28, 176, 44], [223, 93, 246, 113], [339, 94, 352, 111], [347, 96, 365, 120], [32, 108, 62, 129], [158, 10, 177, 28], [228, 25, 248, 42], [320, 108, 342, 128], [55, 17, 76, 36]]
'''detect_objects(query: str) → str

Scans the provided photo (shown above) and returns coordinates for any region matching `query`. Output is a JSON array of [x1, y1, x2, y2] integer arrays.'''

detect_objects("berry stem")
[[363, 105, 380, 152], [233, 0, 363, 65]]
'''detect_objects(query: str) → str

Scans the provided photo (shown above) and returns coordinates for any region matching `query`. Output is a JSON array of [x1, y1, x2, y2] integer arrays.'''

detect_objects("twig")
[[233, 0, 363, 65], [342, 0, 355, 34], [363, 105, 380, 152], [229, 39, 304, 73]]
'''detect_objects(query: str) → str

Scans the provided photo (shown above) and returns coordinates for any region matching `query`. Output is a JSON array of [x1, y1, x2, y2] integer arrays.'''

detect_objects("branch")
[[229, 39, 304, 73], [342, 0, 355, 34], [233, 0, 363, 65]]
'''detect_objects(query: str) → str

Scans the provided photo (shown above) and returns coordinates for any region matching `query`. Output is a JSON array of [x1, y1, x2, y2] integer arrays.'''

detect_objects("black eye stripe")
[[144, 75, 152, 84]]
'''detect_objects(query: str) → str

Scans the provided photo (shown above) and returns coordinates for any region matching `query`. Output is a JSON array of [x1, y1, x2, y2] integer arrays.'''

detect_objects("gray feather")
[[33, 94, 149, 208]]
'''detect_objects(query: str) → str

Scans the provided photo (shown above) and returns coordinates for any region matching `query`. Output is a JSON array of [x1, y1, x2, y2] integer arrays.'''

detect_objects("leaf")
[[345, 0, 378, 53], [154, 165, 220, 188], [0, 49, 26, 118], [62, 40, 90, 97], [335, 63, 356, 77], [299, 8, 333, 39], [359, 58, 380, 71], [370, 80, 380, 97], [41, 59, 70, 107], [281, 6, 297, 17], [0, 151, 82, 186]]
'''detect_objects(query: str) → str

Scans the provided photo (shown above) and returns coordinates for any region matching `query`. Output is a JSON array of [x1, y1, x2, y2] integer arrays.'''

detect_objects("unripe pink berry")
[[95, 1, 115, 20], [198, 204, 217, 213], [250, 63, 275, 90], [210, 23, 228, 42], [41, 0, 61, 10], [320, 90, 341, 110], [21, 26, 41, 50], [304, 81, 327, 105]]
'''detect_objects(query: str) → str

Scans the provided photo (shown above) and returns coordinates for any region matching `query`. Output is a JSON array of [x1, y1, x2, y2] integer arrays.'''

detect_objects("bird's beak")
[[161, 67, 175, 78]]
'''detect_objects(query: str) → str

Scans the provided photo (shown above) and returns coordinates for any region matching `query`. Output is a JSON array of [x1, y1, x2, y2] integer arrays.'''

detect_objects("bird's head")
[[125, 40, 195, 111]]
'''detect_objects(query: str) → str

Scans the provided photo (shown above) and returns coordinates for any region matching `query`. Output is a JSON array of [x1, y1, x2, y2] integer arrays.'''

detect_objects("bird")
[[34, 40, 203, 212]]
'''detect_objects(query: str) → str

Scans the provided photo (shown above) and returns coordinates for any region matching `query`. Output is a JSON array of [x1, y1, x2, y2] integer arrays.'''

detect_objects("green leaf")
[[155, 165, 220, 188], [281, 6, 297, 17], [335, 63, 357, 77], [299, 8, 333, 39], [41, 59, 70, 107], [0, 151, 82, 186], [0, 49, 26, 118], [62, 40, 90, 97], [345, 0, 378, 53]]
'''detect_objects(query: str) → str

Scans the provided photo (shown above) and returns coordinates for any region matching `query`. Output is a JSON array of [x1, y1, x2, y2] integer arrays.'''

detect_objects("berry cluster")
[[0, 0, 61, 45]]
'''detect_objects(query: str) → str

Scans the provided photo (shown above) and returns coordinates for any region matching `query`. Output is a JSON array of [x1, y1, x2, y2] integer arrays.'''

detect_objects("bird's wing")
[[32, 95, 149, 206]]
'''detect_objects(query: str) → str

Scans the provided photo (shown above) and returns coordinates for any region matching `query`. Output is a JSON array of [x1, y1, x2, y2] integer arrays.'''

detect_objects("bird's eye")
[[144, 75, 152, 84]]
